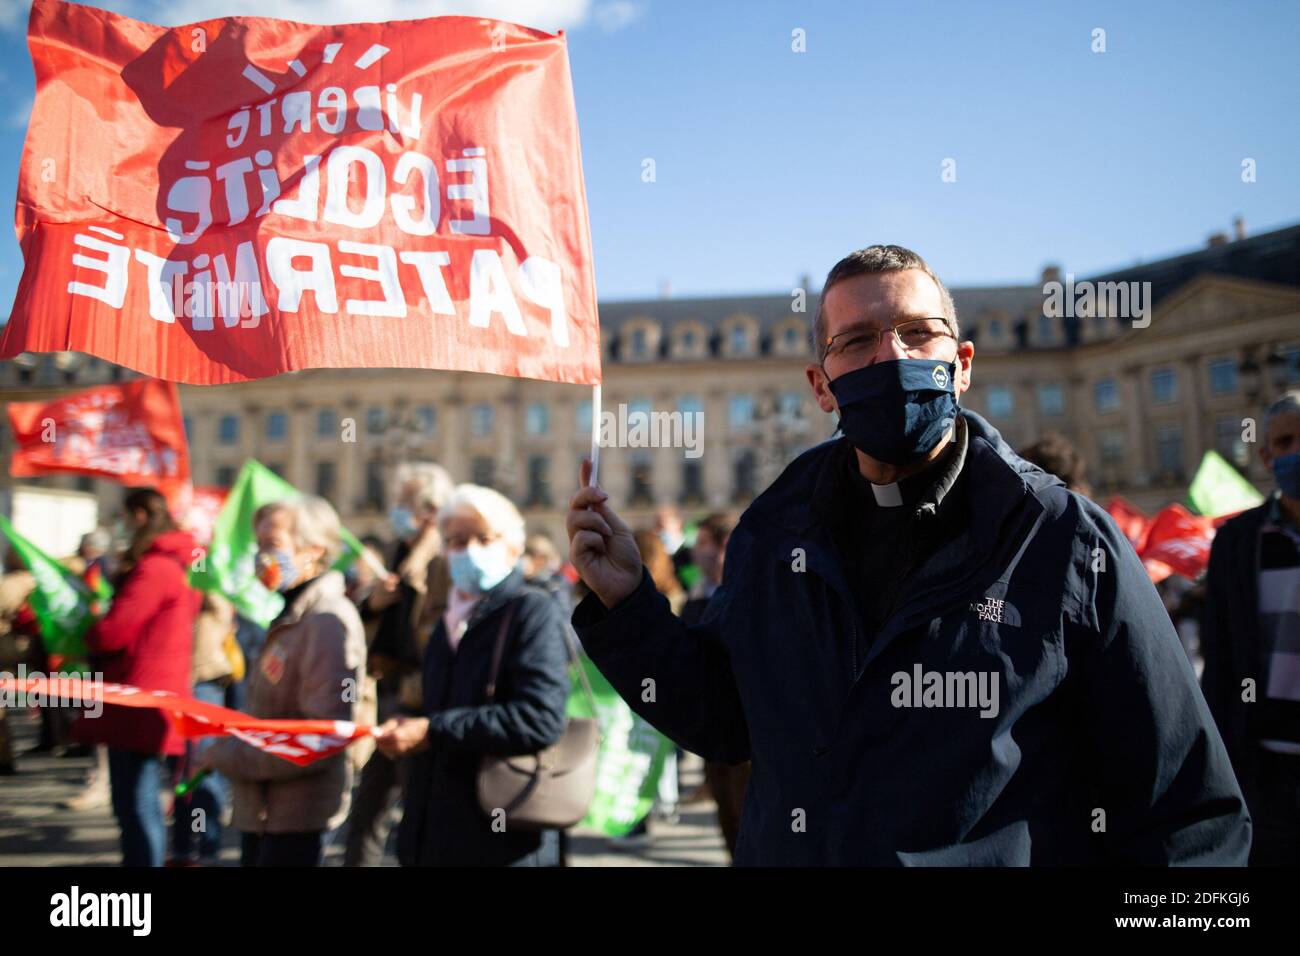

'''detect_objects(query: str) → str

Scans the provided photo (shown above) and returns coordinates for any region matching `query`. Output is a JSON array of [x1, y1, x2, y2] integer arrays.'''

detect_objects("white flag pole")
[[588, 383, 601, 487]]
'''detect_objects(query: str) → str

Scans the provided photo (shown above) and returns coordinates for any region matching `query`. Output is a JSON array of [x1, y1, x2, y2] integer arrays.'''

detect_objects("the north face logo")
[[972, 597, 1005, 623]]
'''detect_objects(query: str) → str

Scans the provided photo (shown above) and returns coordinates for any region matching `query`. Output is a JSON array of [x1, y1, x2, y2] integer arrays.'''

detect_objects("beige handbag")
[[475, 600, 600, 830]]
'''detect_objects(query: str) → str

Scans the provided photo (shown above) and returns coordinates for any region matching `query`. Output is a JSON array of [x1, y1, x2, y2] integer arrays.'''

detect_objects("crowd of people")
[[0, 463, 746, 867]]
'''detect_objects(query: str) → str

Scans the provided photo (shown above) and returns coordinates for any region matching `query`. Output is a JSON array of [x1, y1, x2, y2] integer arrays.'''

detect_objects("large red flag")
[[1138, 504, 1216, 584], [1104, 495, 1152, 551], [7, 378, 190, 501], [0, 0, 600, 387]]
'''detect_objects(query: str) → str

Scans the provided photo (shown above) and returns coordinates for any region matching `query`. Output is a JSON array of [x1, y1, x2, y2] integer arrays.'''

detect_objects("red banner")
[[1104, 496, 1152, 551], [0, 0, 600, 387], [177, 485, 228, 546], [7, 379, 190, 501], [1138, 504, 1216, 584], [0, 676, 371, 766]]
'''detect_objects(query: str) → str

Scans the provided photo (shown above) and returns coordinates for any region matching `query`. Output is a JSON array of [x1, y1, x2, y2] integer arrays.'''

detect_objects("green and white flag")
[[566, 655, 674, 837], [1188, 450, 1264, 517], [0, 513, 110, 665], [189, 459, 364, 628]]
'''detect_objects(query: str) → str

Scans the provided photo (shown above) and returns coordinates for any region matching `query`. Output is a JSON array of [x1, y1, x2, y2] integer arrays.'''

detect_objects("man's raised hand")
[[565, 458, 643, 609]]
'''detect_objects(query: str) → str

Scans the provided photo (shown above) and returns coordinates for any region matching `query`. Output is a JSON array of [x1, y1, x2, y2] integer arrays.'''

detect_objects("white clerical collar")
[[871, 481, 904, 508]]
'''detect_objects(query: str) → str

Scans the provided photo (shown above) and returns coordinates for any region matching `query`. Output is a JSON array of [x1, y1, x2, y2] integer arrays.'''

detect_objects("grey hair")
[[812, 245, 958, 360], [439, 484, 526, 551], [1264, 389, 1300, 439], [393, 461, 454, 514], [254, 495, 343, 568]]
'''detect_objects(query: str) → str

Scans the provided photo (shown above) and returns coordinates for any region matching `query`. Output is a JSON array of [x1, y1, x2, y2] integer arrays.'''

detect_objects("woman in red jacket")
[[80, 488, 198, 867]]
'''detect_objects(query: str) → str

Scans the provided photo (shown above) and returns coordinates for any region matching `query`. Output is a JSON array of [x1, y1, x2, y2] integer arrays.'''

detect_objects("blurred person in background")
[[679, 512, 748, 861], [0, 546, 37, 775], [1018, 432, 1091, 498], [1203, 389, 1300, 865], [343, 462, 452, 866], [77, 488, 198, 867], [381, 484, 570, 867], [522, 532, 573, 619], [199, 496, 366, 867]]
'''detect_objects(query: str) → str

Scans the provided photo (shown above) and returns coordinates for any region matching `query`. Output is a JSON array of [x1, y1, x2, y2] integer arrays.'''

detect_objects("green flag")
[[0, 514, 110, 664], [1187, 450, 1264, 517], [566, 655, 673, 836], [189, 459, 364, 628]]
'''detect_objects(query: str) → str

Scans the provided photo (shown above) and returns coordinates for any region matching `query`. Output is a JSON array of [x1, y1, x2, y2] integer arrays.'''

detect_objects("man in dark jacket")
[[566, 244, 1250, 866], [1202, 389, 1300, 865]]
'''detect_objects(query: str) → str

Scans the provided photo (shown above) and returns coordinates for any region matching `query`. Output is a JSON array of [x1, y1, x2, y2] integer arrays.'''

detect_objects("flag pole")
[[588, 383, 601, 487]]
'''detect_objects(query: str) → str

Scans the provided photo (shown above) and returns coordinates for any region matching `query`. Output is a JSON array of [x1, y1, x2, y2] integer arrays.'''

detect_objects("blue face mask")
[[448, 541, 516, 595], [1275, 452, 1300, 500], [389, 506, 417, 539], [828, 358, 958, 466]]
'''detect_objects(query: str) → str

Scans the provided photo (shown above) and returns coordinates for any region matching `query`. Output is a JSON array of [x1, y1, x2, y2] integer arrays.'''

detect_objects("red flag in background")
[[1138, 504, 1216, 584], [177, 485, 228, 546], [0, 0, 601, 388], [7, 378, 190, 503], [1104, 496, 1152, 551]]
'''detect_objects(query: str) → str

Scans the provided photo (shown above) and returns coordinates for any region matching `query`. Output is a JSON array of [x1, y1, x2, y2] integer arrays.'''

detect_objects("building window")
[[1037, 382, 1064, 417], [526, 455, 551, 507], [470, 403, 494, 437], [679, 395, 703, 419], [75, 476, 94, 493], [782, 326, 801, 352], [1207, 359, 1237, 396], [215, 465, 237, 487], [629, 452, 653, 505], [575, 400, 593, 436], [471, 456, 495, 488], [680, 460, 704, 505], [1036, 314, 1053, 344], [366, 407, 385, 435], [733, 450, 756, 502], [987, 385, 1014, 418], [630, 328, 647, 359], [525, 402, 550, 436], [1284, 346, 1300, 383], [364, 458, 385, 510], [218, 415, 239, 445], [1099, 431, 1125, 470], [266, 411, 288, 442], [1215, 418, 1249, 469], [1150, 368, 1177, 405], [778, 392, 803, 426], [317, 408, 337, 438], [729, 394, 755, 428], [729, 325, 749, 355], [266, 463, 284, 478], [681, 329, 696, 351], [414, 404, 436, 435], [1094, 379, 1120, 413], [1155, 424, 1183, 478], [989, 318, 1002, 339], [315, 461, 336, 499]]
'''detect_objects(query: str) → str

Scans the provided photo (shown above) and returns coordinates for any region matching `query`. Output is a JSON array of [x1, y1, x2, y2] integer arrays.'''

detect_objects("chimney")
[[657, 278, 671, 299], [1233, 216, 1247, 241], [1040, 264, 1062, 285], [1207, 232, 1228, 248]]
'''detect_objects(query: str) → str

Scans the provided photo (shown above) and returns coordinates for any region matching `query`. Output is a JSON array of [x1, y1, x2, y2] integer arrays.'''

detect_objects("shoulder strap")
[[483, 600, 517, 702]]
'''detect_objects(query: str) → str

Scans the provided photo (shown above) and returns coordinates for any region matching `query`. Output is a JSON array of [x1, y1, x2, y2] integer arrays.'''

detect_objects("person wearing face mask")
[[565, 244, 1250, 866], [378, 484, 570, 867], [343, 462, 453, 866], [1202, 389, 1300, 866], [197, 495, 366, 867]]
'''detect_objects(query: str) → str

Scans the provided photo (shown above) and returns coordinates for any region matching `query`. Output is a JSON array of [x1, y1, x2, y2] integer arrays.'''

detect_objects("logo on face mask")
[[256, 548, 300, 593], [829, 358, 959, 466]]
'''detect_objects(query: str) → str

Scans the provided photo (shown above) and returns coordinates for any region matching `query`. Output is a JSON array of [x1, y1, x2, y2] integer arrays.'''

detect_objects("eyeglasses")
[[821, 317, 955, 367]]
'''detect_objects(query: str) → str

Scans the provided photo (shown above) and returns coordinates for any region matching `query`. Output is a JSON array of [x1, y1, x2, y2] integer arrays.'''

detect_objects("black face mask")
[[828, 358, 958, 466]]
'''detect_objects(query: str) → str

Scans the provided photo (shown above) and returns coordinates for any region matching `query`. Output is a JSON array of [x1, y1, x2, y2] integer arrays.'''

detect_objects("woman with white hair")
[[199, 495, 366, 867], [379, 484, 571, 867]]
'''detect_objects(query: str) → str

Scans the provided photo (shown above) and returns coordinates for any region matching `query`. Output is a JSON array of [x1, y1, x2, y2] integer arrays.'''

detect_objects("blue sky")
[[0, 0, 1296, 306]]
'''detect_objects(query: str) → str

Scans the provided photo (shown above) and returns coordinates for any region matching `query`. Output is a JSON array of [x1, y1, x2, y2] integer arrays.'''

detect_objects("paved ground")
[[0, 707, 728, 867]]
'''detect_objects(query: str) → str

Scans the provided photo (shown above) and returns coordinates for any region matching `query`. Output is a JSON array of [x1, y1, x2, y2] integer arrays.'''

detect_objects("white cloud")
[[593, 1, 642, 32], [8, 96, 31, 129]]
